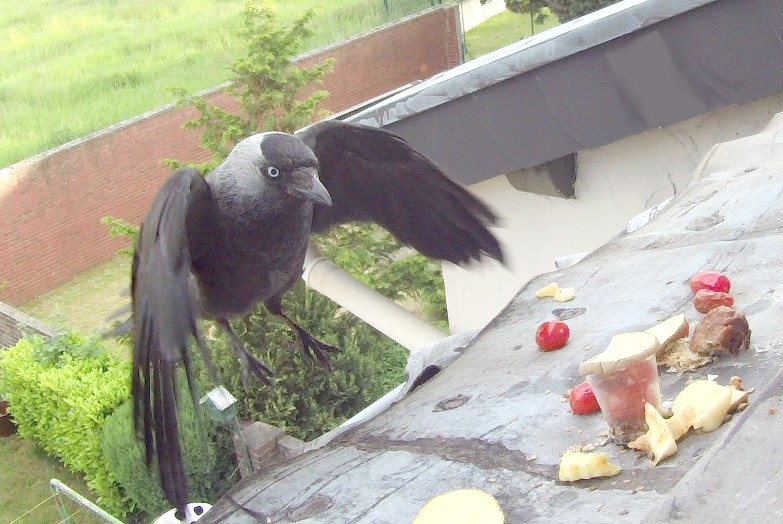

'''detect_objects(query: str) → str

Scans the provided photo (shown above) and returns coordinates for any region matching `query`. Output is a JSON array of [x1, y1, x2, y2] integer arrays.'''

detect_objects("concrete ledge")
[[0, 301, 57, 348]]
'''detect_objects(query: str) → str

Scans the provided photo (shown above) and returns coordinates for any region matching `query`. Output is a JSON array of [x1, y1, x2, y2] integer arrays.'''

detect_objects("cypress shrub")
[[101, 382, 234, 519]]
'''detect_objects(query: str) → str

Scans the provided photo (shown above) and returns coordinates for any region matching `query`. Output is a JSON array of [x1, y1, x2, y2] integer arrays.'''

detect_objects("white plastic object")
[[153, 503, 213, 523]]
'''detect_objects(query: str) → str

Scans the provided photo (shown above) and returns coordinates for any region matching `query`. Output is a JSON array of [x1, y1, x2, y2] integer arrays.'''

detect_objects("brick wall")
[[0, 6, 461, 306], [0, 301, 57, 348]]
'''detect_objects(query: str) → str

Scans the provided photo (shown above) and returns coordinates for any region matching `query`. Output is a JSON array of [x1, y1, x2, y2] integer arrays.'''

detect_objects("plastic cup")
[[587, 353, 662, 443]]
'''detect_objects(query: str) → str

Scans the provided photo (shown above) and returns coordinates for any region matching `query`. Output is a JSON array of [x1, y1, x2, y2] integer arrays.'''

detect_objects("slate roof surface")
[[202, 97, 783, 524]]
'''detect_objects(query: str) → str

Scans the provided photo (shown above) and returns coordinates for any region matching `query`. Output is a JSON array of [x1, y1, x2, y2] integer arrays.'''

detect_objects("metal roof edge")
[[349, 0, 720, 127]]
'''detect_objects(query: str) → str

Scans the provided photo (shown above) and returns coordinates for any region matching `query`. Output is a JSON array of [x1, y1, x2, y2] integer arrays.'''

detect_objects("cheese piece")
[[645, 314, 688, 357], [579, 332, 660, 377]]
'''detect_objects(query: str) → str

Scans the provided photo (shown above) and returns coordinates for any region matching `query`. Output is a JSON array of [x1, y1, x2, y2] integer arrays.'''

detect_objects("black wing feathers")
[[298, 120, 503, 264], [131, 168, 210, 512]]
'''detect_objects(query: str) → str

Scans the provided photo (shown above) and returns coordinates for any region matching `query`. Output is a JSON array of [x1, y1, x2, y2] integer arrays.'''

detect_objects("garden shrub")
[[315, 223, 448, 328], [0, 332, 132, 516], [101, 379, 234, 519], [198, 282, 408, 442]]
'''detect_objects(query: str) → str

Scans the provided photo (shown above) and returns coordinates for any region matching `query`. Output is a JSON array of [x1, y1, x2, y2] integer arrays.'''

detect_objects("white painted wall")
[[445, 91, 783, 332], [459, 0, 506, 31]]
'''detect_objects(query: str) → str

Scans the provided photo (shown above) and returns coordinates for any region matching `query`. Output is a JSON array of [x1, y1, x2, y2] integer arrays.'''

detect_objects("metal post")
[[51, 483, 71, 524], [233, 416, 254, 474], [49, 479, 125, 524]]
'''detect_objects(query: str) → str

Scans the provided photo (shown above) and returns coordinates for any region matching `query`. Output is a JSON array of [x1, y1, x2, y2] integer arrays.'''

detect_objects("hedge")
[[0, 332, 132, 516]]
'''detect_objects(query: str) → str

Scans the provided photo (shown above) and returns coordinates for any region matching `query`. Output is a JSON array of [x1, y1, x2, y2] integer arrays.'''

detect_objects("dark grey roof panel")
[[349, 0, 783, 185]]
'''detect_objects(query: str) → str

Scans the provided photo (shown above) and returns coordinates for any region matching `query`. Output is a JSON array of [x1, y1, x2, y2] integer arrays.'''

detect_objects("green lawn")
[[0, 0, 430, 169], [20, 255, 131, 336], [0, 435, 105, 524], [464, 8, 561, 59]]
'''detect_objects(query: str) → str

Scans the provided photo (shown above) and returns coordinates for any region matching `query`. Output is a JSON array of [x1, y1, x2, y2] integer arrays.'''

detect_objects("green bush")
[[199, 282, 408, 441], [101, 382, 234, 519], [0, 332, 131, 516], [315, 223, 448, 327]]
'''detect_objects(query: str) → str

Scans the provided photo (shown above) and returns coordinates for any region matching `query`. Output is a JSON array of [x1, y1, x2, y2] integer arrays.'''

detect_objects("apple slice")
[[645, 314, 689, 357], [553, 287, 576, 302], [666, 405, 698, 440], [534, 282, 559, 298], [672, 380, 733, 432], [558, 449, 621, 481], [646, 404, 675, 459], [629, 404, 696, 456], [413, 489, 504, 524]]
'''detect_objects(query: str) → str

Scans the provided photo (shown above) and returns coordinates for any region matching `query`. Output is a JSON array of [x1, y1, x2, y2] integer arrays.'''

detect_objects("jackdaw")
[[131, 119, 503, 515]]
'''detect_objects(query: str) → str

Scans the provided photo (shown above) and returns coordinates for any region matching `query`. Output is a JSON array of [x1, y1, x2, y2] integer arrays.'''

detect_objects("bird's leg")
[[216, 319, 274, 387], [275, 311, 341, 371]]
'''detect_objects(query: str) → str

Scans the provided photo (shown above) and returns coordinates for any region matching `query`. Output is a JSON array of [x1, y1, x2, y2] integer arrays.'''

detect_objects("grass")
[[0, 435, 105, 524], [464, 8, 561, 59], [0, 0, 430, 169], [19, 254, 132, 358], [19, 255, 131, 336]]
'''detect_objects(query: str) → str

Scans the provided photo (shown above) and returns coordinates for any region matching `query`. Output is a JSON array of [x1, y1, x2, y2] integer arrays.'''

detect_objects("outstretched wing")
[[297, 120, 504, 264], [131, 167, 212, 513]]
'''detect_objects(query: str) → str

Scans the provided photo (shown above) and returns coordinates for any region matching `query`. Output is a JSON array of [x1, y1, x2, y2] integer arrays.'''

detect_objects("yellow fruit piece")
[[534, 282, 559, 298], [627, 433, 650, 453], [558, 449, 621, 482], [644, 402, 677, 465], [629, 404, 679, 465], [553, 287, 576, 302], [413, 488, 505, 524], [672, 380, 732, 432], [630, 406, 691, 455], [666, 405, 698, 440]]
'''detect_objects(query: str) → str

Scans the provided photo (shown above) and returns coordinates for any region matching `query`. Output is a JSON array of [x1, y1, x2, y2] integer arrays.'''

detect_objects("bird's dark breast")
[[191, 205, 313, 318]]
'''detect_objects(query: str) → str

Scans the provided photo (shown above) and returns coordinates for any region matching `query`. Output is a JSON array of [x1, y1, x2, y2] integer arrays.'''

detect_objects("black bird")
[[131, 119, 503, 515]]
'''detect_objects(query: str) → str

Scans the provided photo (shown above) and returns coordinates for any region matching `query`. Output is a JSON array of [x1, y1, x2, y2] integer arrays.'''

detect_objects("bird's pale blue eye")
[[266, 166, 280, 178]]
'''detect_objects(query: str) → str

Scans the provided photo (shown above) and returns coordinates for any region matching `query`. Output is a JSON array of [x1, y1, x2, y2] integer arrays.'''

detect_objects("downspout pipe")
[[301, 242, 447, 352]]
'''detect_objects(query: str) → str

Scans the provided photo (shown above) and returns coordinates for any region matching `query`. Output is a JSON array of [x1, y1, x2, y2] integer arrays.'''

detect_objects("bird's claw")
[[243, 352, 275, 387], [296, 329, 341, 371], [219, 319, 274, 387]]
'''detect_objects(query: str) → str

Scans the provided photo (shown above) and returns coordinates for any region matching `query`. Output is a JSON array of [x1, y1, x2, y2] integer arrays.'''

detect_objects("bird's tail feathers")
[[132, 314, 198, 515]]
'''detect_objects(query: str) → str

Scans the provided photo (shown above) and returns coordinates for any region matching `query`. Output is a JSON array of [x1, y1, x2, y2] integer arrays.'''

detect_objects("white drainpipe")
[[301, 241, 447, 352]]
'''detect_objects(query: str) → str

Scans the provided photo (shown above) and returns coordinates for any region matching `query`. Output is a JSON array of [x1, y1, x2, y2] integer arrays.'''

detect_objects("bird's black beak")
[[289, 168, 333, 206]]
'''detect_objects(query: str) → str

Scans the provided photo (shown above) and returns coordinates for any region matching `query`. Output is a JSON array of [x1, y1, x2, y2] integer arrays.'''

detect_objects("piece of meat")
[[690, 306, 751, 356]]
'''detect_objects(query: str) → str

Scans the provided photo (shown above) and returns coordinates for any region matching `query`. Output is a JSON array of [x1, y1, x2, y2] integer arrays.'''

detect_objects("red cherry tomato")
[[535, 321, 570, 351], [689, 271, 731, 294], [693, 289, 734, 313], [569, 381, 600, 415]]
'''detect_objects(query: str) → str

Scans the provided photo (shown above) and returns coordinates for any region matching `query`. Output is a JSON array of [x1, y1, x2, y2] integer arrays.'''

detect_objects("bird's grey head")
[[208, 132, 332, 216]]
